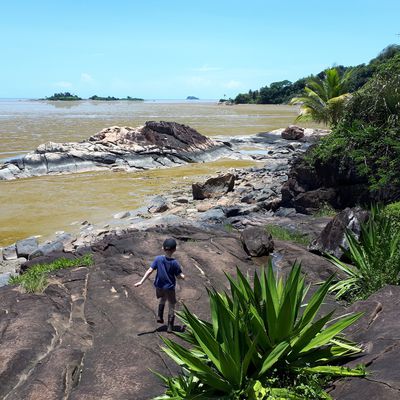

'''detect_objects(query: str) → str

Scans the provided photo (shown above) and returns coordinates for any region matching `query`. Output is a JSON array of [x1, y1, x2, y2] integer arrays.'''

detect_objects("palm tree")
[[290, 68, 352, 127]]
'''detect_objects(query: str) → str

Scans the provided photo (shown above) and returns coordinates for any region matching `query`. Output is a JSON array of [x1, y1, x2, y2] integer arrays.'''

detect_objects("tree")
[[290, 68, 352, 127]]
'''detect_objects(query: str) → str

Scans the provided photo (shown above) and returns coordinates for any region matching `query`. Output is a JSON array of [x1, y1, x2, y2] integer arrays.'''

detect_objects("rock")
[[192, 174, 235, 200], [293, 188, 338, 214], [197, 208, 226, 223], [240, 226, 274, 257], [281, 125, 305, 140], [3, 245, 17, 261], [21, 251, 76, 272], [113, 211, 131, 219], [308, 207, 369, 258], [29, 241, 65, 259], [274, 207, 296, 217], [196, 202, 214, 212], [148, 195, 169, 213], [16, 237, 39, 258], [0, 122, 233, 180], [329, 285, 400, 399]]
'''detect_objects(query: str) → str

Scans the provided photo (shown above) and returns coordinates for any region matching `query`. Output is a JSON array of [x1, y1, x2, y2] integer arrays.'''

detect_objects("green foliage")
[[328, 206, 400, 301], [155, 262, 364, 399], [290, 68, 352, 127], [89, 95, 144, 101], [233, 44, 400, 105], [46, 92, 82, 100], [384, 201, 400, 230], [307, 63, 400, 194], [265, 224, 311, 246], [9, 254, 94, 293]]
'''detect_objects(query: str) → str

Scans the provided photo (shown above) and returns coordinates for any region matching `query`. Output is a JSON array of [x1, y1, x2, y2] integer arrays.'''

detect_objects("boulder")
[[281, 125, 305, 140], [308, 207, 369, 258], [29, 241, 65, 259], [16, 237, 39, 258], [240, 226, 274, 257], [148, 195, 169, 213], [192, 173, 235, 200]]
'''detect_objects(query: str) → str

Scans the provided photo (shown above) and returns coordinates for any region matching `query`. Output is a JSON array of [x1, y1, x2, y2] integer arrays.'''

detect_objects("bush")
[[154, 262, 365, 399], [9, 254, 94, 293], [328, 206, 400, 301]]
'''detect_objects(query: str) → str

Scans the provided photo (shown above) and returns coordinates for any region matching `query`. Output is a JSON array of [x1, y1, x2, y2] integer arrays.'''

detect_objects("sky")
[[0, 0, 399, 99]]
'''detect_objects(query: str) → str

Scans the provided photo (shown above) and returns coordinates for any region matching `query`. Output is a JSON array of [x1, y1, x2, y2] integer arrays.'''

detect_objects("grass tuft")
[[266, 224, 311, 246], [9, 254, 94, 293]]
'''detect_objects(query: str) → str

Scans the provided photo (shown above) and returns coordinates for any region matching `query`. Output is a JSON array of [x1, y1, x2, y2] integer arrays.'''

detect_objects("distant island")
[[43, 92, 144, 101], [186, 96, 199, 100], [45, 92, 82, 101]]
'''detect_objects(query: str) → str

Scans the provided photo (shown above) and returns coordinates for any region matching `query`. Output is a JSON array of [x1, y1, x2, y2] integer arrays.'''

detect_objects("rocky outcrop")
[[308, 207, 369, 259], [192, 173, 235, 200], [0, 121, 234, 180], [281, 151, 400, 214]]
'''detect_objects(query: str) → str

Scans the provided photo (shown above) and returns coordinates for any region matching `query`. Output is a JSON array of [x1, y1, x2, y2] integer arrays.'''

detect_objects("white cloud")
[[54, 81, 72, 88], [223, 80, 243, 89], [81, 73, 95, 84], [185, 76, 213, 86]]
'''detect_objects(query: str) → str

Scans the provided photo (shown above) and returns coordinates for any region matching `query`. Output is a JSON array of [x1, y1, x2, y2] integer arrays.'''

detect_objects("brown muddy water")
[[0, 100, 300, 247]]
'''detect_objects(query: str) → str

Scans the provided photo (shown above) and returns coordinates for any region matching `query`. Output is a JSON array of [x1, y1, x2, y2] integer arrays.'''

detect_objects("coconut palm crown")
[[290, 68, 352, 127]]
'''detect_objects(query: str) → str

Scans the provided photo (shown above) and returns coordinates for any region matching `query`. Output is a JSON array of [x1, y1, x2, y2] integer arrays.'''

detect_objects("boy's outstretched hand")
[[134, 281, 142, 287]]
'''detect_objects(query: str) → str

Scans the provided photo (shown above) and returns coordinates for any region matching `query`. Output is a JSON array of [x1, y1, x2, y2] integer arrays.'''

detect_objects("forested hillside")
[[234, 44, 400, 104]]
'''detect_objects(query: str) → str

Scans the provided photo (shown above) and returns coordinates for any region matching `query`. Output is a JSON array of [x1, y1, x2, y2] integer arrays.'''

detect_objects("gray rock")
[[240, 226, 274, 257], [274, 207, 296, 217], [30, 241, 65, 259], [192, 174, 235, 200], [3, 245, 17, 261], [0, 272, 11, 287], [197, 207, 226, 223], [308, 207, 369, 258], [16, 237, 39, 258], [148, 195, 169, 213], [113, 211, 131, 219]]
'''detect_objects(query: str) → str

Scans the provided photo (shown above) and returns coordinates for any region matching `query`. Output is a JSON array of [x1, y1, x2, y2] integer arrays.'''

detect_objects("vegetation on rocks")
[[154, 262, 365, 399], [265, 224, 311, 246], [328, 206, 400, 302], [9, 254, 93, 293]]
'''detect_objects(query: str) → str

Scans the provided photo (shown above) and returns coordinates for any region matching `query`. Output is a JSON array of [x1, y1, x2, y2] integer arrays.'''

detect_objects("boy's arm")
[[178, 272, 185, 280], [134, 267, 154, 287]]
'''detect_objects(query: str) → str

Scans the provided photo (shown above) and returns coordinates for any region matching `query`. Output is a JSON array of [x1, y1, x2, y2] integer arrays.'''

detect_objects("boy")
[[134, 238, 185, 333]]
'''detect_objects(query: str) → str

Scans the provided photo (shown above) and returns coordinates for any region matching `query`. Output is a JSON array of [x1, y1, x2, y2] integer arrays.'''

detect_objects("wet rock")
[[241, 226, 274, 257], [16, 237, 39, 258], [308, 207, 369, 259], [281, 125, 305, 140], [192, 173, 235, 200]]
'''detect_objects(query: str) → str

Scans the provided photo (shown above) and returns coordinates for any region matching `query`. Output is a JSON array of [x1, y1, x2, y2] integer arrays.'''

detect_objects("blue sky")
[[1, 0, 399, 99]]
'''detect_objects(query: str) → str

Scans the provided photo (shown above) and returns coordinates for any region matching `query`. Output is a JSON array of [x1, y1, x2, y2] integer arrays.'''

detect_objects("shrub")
[[154, 262, 365, 399], [9, 254, 94, 293], [328, 206, 400, 301]]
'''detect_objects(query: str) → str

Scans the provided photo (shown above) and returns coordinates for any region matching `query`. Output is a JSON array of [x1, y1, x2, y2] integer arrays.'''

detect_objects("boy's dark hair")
[[163, 238, 177, 250]]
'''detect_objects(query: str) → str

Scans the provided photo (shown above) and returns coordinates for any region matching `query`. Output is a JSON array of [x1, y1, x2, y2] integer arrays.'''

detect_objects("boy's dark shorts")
[[156, 288, 177, 304]]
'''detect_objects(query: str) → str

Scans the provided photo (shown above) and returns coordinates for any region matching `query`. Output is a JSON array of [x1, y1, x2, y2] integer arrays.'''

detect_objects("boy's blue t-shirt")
[[151, 255, 182, 290]]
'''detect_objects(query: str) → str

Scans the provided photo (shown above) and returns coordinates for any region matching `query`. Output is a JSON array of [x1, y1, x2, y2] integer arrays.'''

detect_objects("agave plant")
[[290, 68, 352, 127], [154, 262, 364, 399], [328, 206, 400, 300]]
